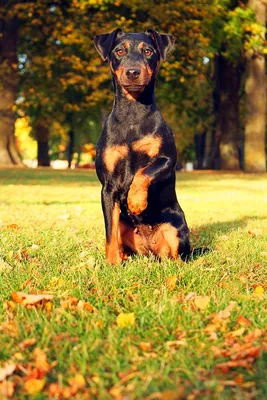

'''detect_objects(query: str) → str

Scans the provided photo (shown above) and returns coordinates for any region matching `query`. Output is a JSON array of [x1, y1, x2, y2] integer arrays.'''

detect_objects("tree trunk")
[[216, 54, 242, 170], [35, 122, 50, 167], [0, 15, 22, 166], [194, 132, 206, 169], [67, 129, 74, 168], [244, 0, 266, 173]]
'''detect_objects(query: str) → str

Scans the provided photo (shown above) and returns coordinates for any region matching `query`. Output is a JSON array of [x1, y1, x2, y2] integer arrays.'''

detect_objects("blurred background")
[[0, 0, 266, 172]]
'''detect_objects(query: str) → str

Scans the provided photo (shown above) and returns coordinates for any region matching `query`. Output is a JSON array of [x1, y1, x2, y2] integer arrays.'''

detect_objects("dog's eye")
[[144, 49, 153, 57], [115, 48, 125, 57]]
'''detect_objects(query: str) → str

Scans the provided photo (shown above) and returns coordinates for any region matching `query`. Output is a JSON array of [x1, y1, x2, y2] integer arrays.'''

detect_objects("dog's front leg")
[[127, 156, 175, 216], [101, 187, 121, 264]]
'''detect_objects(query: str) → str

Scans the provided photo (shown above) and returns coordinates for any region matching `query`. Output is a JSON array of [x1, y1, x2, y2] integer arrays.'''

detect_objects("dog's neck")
[[111, 78, 157, 120]]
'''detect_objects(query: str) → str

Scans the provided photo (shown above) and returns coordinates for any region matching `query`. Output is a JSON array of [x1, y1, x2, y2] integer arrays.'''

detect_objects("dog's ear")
[[94, 28, 123, 61], [145, 29, 175, 61]]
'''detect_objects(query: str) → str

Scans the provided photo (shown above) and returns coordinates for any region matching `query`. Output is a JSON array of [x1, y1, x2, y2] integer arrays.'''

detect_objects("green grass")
[[0, 168, 266, 399]]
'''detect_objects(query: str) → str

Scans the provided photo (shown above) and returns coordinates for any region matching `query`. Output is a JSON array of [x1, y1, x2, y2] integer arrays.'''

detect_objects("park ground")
[[0, 169, 266, 399]]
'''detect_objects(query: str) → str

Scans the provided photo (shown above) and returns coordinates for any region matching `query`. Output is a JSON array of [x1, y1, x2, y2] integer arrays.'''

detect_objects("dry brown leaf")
[[11, 292, 53, 306], [215, 301, 237, 320], [0, 380, 15, 397], [237, 315, 251, 327], [165, 275, 177, 291], [19, 338, 36, 349], [194, 296, 210, 310], [7, 224, 19, 229], [244, 328, 263, 342], [184, 292, 197, 301], [33, 348, 50, 374], [166, 340, 187, 349], [0, 321, 18, 337], [24, 378, 45, 395], [0, 364, 16, 382], [215, 358, 253, 372], [139, 342, 152, 352]]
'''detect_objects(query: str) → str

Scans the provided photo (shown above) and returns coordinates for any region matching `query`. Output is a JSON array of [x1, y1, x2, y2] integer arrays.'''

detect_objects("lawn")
[[0, 168, 266, 399]]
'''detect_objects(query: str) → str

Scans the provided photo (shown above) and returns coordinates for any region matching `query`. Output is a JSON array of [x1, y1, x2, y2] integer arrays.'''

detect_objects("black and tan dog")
[[94, 28, 190, 265]]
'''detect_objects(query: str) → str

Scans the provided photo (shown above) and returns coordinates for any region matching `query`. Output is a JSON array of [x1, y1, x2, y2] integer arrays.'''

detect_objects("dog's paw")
[[106, 246, 122, 265], [127, 187, 148, 215], [127, 169, 150, 215]]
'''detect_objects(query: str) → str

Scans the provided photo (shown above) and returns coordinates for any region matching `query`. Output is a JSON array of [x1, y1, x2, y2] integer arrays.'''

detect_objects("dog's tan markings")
[[132, 134, 162, 158], [109, 61, 115, 73], [119, 222, 179, 259], [127, 167, 151, 215], [152, 223, 179, 259], [122, 87, 138, 101], [122, 41, 130, 50], [138, 42, 145, 50], [113, 66, 124, 80], [104, 145, 129, 173], [106, 202, 121, 265], [118, 221, 150, 255]]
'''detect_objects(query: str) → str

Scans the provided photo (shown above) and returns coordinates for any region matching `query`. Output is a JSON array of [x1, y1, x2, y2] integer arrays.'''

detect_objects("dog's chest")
[[102, 133, 162, 175]]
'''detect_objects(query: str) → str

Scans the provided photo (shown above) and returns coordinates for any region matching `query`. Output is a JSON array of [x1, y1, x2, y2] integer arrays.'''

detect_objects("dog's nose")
[[126, 68, 141, 80]]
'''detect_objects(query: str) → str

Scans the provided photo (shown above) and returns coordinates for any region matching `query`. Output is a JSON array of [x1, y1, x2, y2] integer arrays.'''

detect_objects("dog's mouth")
[[123, 85, 145, 92]]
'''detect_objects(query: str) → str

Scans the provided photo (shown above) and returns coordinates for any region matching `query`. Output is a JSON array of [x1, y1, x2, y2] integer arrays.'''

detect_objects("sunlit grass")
[[0, 168, 266, 399]]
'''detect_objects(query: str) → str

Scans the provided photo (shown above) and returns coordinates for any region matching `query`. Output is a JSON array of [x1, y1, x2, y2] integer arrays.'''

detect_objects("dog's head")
[[94, 29, 175, 94]]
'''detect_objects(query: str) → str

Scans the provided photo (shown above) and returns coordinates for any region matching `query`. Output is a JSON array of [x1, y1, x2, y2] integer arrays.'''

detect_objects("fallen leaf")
[[165, 275, 177, 291], [194, 296, 210, 310], [19, 338, 36, 349], [0, 380, 15, 397], [33, 348, 50, 374], [227, 327, 245, 338], [253, 285, 264, 299], [7, 224, 19, 229], [68, 373, 86, 389], [139, 342, 152, 352], [166, 340, 187, 349], [216, 301, 237, 320], [0, 321, 18, 337], [185, 292, 197, 301], [24, 378, 45, 395], [0, 364, 16, 381], [237, 315, 251, 327], [11, 292, 53, 306], [116, 312, 135, 328]]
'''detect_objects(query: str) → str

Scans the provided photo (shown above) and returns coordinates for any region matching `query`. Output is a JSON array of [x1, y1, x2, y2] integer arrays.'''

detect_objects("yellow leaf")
[[24, 379, 45, 395], [116, 312, 135, 328], [227, 327, 245, 337], [254, 285, 264, 299], [165, 275, 177, 291], [194, 296, 210, 310], [68, 373, 86, 389]]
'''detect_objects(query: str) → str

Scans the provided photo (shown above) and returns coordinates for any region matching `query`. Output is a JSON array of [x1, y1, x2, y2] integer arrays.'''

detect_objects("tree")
[[244, 0, 266, 172], [0, 2, 22, 165]]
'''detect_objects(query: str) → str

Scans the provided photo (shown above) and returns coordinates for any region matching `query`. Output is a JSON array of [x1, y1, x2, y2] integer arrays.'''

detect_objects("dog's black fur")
[[94, 28, 190, 264]]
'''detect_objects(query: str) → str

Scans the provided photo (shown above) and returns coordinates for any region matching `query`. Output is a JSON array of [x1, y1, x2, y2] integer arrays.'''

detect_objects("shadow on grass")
[[190, 215, 266, 258]]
